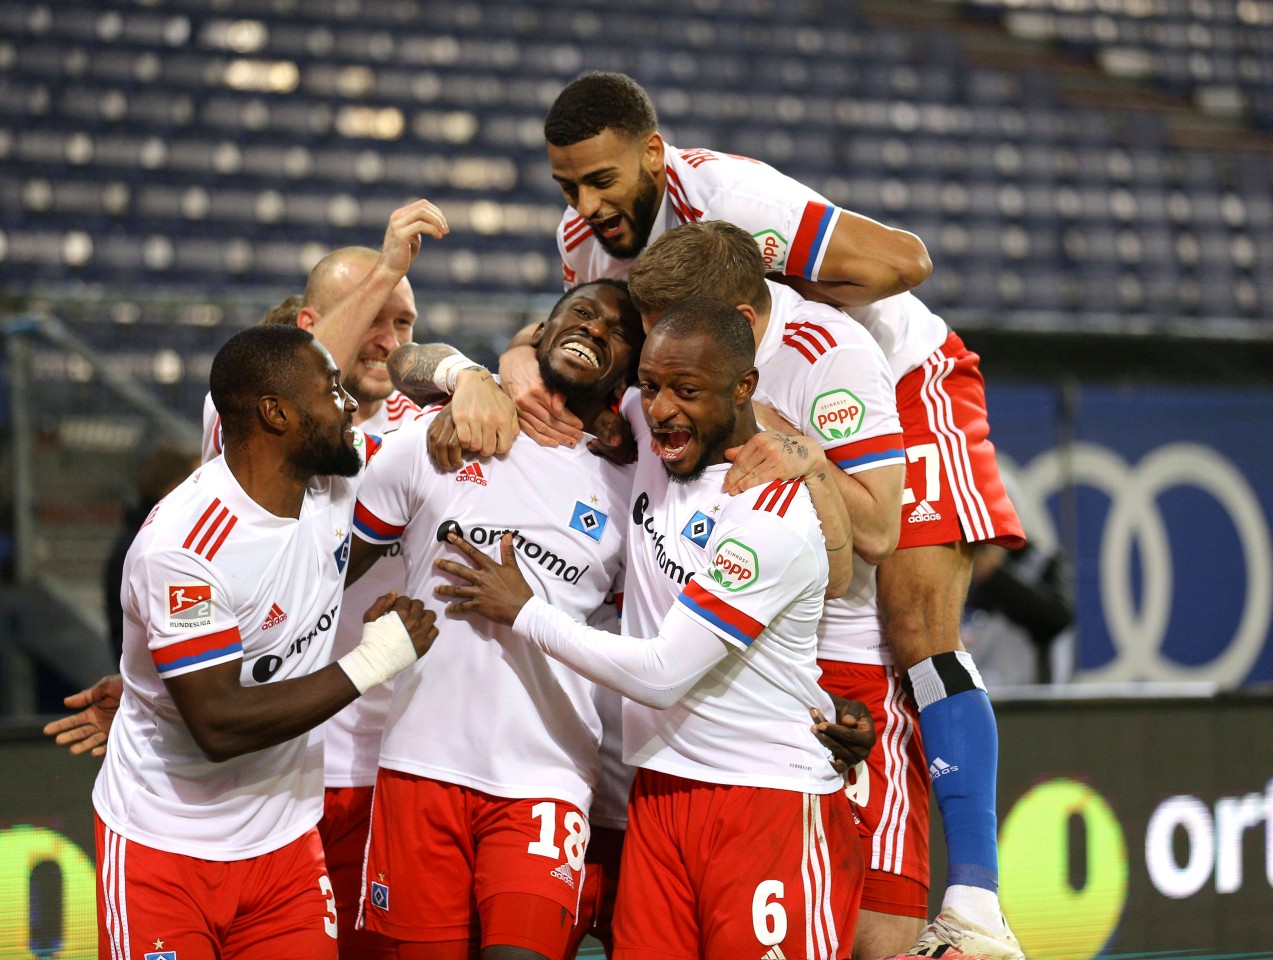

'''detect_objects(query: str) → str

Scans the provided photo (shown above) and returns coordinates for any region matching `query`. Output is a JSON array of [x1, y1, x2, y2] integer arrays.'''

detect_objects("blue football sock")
[[909, 651, 1000, 893]]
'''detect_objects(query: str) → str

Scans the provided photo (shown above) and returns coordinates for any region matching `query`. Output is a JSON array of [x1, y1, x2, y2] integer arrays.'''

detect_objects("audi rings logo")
[[1004, 442, 1273, 687]]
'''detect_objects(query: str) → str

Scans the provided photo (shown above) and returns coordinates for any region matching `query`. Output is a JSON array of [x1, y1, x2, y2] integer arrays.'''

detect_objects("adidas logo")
[[456, 462, 487, 486], [907, 499, 942, 523], [549, 862, 574, 888], [261, 603, 288, 631], [928, 757, 959, 779], [761, 946, 787, 960]]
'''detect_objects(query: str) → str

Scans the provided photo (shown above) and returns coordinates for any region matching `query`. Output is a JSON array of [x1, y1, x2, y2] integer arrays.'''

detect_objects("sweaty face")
[[341, 276, 417, 409], [536, 284, 642, 407], [638, 330, 739, 484], [291, 344, 361, 478], [549, 130, 663, 260]]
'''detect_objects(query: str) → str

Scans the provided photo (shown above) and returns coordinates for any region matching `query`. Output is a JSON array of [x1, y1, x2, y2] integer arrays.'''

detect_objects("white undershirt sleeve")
[[512, 595, 730, 709]]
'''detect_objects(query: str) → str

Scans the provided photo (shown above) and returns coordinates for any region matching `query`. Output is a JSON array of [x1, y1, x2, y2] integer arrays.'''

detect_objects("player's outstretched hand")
[[586, 408, 637, 465], [723, 430, 829, 495], [810, 694, 876, 776], [450, 367, 519, 459], [43, 673, 123, 757], [499, 344, 584, 448], [434, 532, 533, 625], [362, 590, 438, 659], [380, 198, 449, 278]]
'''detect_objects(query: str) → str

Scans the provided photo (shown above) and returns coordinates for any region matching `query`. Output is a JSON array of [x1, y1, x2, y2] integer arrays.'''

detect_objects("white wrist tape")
[[337, 611, 417, 694], [433, 353, 482, 395]]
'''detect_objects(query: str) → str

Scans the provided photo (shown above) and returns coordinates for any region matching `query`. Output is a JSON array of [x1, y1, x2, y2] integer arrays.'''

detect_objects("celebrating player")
[[91, 324, 437, 958], [437, 300, 872, 960], [486, 72, 1025, 960], [345, 281, 643, 960]]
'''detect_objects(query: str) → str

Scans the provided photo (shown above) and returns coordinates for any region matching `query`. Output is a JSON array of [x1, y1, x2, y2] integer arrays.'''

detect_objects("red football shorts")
[[360, 768, 586, 957], [895, 332, 1025, 551], [613, 769, 863, 960], [818, 659, 930, 918], [95, 814, 337, 960], [318, 785, 396, 960], [566, 825, 625, 958]]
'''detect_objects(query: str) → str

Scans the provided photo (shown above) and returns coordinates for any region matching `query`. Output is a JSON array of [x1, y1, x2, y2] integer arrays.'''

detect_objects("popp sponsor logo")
[[810, 389, 864, 441], [709, 538, 759, 592]]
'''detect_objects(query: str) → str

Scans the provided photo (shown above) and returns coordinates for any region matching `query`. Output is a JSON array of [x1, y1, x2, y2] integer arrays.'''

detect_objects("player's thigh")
[[318, 786, 397, 959], [96, 816, 223, 960], [892, 334, 1024, 556], [480, 892, 576, 960], [695, 786, 864, 960], [225, 827, 338, 960], [471, 796, 588, 934], [361, 770, 478, 942], [611, 772, 700, 960], [817, 660, 930, 895], [876, 541, 975, 668]]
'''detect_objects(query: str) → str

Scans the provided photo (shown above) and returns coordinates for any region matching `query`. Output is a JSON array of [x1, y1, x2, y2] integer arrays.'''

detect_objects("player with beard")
[[457, 72, 1025, 960], [92, 324, 438, 959], [434, 300, 874, 960], [345, 281, 643, 960]]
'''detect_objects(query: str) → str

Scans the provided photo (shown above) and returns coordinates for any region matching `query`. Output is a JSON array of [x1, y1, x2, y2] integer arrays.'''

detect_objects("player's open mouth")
[[591, 213, 625, 239], [560, 338, 601, 368], [651, 428, 693, 462]]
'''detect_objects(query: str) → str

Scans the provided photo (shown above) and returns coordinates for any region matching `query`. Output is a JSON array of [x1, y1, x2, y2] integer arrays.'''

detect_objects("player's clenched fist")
[[339, 591, 438, 693]]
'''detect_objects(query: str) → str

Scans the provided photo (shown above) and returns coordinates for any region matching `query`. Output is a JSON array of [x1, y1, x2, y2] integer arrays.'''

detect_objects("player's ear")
[[526, 322, 549, 349], [257, 395, 291, 435], [734, 303, 760, 330], [641, 132, 665, 175], [294, 307, 319, 332], [734, 367, 759, 407]]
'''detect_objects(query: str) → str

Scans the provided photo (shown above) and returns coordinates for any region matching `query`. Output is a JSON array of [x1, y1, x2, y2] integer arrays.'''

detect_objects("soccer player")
[[345, 281, 645, 960], [625, 220, 934, 957], [92, 324, 438, 959], [436, 299, 871, 960], [497, 72, 1025, 959]]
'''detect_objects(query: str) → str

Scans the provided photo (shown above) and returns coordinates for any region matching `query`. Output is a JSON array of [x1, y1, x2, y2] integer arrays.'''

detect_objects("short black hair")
[[651, 298, 755, 379], [210, 325, 317, 443], [547, 278, 631, 320], [544, 72, 659, 147]]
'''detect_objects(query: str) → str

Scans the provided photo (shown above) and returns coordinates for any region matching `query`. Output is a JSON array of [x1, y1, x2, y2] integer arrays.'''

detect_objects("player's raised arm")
[[299, 199, 447, 376]]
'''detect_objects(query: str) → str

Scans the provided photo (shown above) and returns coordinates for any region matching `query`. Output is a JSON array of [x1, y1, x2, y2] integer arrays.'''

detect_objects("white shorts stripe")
[[920, 353, 995, 541], [871, 672, 905, 874], [118, 835, 131, 957], [882, 677, 916, 874], [811, 796, 838, 957], [801, 795, 815, 960], [101, 827, 126, 960]]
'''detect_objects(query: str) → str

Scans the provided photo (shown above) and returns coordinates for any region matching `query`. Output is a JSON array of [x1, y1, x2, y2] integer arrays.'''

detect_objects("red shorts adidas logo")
[[456, 462, 487, 486]]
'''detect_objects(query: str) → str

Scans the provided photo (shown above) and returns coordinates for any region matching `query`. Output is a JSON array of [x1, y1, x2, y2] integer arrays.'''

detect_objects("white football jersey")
[[754, 281, 904, 665], [323, 391, 420, 788], [619, 392, 841, 794], [93, 447, 371, 860], [352, 411, 631, 813], [557, 144, 948, 379]]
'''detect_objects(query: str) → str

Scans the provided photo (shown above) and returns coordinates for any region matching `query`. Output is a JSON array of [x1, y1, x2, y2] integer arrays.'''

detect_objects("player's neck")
[[569, 395, 615, 438], [223, 443, 308, 519]]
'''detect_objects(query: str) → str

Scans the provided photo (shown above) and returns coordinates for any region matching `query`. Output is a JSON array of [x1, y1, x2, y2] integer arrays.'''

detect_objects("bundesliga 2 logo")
[[810, 389, 864, 441], [709, 539, 758, 592]]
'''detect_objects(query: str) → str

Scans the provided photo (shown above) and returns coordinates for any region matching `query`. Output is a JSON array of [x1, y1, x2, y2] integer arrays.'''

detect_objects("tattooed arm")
[[387, 343, 519, 458], [724, 433, 855, 597]]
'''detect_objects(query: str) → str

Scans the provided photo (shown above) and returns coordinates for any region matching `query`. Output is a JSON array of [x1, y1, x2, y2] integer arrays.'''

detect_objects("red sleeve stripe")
[[353, 500, 405, 543], [781, 333, 818, 365], [563, 215, 589, 239], [826, 433, 906, 471], [153, 626, 243, 676], [755, 478, 803, 517], [787, 202, 838, 280], [666, 169, 702, 223], [785, 321, 837, 352], [677, 580, 764, 647], [184, 499, 237, 560], [562, 262, 577, 286]]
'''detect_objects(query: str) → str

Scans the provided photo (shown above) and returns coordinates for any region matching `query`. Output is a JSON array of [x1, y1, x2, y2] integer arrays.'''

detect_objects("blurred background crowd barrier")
[[2, 0, 1272, 955]]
